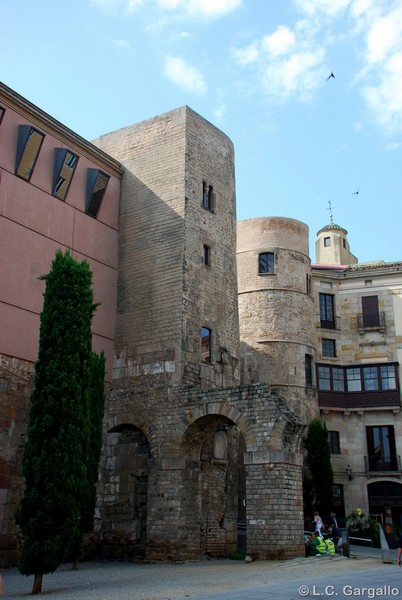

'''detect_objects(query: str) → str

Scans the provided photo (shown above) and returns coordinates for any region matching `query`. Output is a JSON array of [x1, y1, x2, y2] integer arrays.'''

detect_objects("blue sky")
[[3, 0, 402, 263]]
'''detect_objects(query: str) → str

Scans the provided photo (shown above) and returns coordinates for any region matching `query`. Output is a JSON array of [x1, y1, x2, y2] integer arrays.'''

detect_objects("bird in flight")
[[326, 71, 335, 80], [352, 188, 360, 195]]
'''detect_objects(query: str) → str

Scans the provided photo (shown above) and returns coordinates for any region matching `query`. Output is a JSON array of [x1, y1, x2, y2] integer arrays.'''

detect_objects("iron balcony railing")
[[357, 311, 385, 330], [364, 454, 401, 473]]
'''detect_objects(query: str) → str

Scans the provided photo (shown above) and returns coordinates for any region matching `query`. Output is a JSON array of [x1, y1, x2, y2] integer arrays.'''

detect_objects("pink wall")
[[0, 91, 121, 381]]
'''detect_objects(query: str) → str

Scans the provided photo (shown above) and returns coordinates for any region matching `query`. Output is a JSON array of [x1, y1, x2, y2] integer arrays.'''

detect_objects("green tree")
[[15, 250, 101, 594], [304, 419, 334, 522], [70, 351, 106, 568]]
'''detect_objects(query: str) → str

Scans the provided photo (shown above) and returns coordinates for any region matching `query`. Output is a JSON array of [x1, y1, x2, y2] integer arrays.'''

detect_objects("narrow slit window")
[[202, 181, 214, 211], [201, 326, 212, 363], [53, 149, 79, 200], [86, 169, 109, 218], [203, 245, 211, 266], [15, 125, 45, 181], [0, 107, 5, 124]]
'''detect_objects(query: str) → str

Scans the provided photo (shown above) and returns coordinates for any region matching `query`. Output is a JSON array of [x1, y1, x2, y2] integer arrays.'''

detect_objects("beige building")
[[313, 221, 402, 533]]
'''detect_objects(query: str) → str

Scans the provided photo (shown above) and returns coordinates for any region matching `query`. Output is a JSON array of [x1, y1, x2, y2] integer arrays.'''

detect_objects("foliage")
[[303, 419, 334, 519], [346, 509, 379, 542], [15, 250, 103, 588]]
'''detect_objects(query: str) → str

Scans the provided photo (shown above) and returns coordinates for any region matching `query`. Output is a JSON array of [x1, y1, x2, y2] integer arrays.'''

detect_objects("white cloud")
[[362, 51, 402, 135], [232, 22, 326, 103], [261, 25, 296, 57], [261, 48, 326, 102], [295, 0, 350, 18], [157, 0, 242, 17], [231, 42, 259, 65], [365, 8, 402, 64], [164, 56, 207, 94], [91, 0, 241, 17]]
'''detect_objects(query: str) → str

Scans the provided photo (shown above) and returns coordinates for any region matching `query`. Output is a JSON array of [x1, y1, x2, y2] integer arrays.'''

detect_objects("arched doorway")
[[101, 424, 151, 560], [181, 415, 246, 558], [368, 481, 402, 533]]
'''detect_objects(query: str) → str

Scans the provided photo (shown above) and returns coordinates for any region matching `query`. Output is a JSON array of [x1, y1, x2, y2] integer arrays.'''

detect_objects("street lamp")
[[345, 465, 354, 480]]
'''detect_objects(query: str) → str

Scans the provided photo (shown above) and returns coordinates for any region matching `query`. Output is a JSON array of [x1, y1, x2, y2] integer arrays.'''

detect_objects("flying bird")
[[326, 71, 335, 81], [352, 188, 360, 195]]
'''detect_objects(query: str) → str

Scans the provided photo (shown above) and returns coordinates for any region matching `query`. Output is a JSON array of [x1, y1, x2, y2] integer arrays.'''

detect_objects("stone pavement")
[[1, 546, 400, 599]]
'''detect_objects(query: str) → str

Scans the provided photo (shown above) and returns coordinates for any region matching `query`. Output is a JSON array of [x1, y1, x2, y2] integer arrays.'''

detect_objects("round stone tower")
[[237, 217, 318, 422]]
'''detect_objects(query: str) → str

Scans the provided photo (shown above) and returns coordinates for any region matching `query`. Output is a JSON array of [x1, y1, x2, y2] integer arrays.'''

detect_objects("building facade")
[[0, 83, 122, 564], [313, 222, 402, 535], [0, 87, 308, 565]]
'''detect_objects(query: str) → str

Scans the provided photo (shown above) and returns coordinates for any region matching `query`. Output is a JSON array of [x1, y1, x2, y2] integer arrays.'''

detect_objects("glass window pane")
[[346, 367, 361, 391], [318, 366, 331, 390], [332, 367, 345, 391], [363, 366, 379, 390], [380, 365, 396, 390], [259, 252, 274, 274]]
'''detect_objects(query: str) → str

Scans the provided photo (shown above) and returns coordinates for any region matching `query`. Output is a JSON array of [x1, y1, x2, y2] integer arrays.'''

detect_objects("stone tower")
[[93, 106, 240, 390], [315, 222, 358, 266], [91, 112, 306, 562], [237, 217, 318, 423]]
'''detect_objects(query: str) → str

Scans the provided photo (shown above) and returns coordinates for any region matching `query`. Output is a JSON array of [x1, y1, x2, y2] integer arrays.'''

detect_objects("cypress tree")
[[70, 351, 106, 567], [15, 250, 99, 594], [304, 419, 334, 521]]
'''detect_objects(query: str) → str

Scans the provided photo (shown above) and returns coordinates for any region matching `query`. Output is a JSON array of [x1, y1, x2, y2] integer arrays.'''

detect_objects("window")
[[306, 274, 311, 295], [322, 339, 336, 357], [362, 296, 380, 327], [0, 107, 5, 124], [86, 169, 109, 218], [203, 245, 211, 266], [319, 293, 335, 328], [346, 367, 362, 391], [259, 252, 275, 274], [15, 125, 45, 181], [324, 237, 331, 247], [366, 426, 397, 471], [202, 181, 214, 211], [305, 354, 313, 387], [381, 365, 396, 390], [328, 431, 340, 454], [317, 363, 398, 392], [332, 367, 345, 391], [201, 327, 212, 363], [53, 148, 79, 200]]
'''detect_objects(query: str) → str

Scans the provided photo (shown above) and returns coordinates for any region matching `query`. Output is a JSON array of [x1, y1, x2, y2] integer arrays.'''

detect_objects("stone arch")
[[100, 422, 151, 560], [167, 401, 256, 456], [180, 413, 247, 558]]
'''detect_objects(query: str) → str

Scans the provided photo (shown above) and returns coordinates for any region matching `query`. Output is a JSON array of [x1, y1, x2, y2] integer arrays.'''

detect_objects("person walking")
[[313, 512, 324, 537]]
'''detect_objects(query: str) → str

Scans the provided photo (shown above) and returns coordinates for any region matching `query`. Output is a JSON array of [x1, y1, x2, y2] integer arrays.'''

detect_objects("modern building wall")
[[0, 83, 122, 564]]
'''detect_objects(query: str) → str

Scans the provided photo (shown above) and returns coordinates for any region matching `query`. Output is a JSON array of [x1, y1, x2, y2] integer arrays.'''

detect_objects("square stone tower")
[[93, 106, 240, 390]]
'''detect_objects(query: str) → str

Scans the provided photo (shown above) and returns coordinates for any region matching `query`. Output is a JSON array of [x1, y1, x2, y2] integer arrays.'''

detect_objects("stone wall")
[[0, 354, 34, 566], [97, 382, 306, 561]]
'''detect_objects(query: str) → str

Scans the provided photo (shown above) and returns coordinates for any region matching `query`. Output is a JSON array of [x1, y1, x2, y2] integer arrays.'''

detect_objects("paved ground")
[[1, 546, 400, 599]]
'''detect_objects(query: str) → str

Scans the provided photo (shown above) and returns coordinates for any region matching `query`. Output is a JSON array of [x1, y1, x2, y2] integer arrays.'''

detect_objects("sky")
[[2, 0, 402, 263]]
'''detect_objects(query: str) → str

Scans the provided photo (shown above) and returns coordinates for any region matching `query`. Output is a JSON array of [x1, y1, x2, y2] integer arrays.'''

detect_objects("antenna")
[[326, 200, 336, 224]]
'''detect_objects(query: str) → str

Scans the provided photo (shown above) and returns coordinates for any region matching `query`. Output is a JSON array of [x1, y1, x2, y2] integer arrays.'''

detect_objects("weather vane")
[[326, 200, 336, 224]]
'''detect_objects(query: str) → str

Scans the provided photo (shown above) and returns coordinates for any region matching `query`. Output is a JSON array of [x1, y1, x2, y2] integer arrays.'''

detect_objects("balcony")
[[365, 455, 401, 475], [318, 389, 401, 410], [357, 311, 385, 332]]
